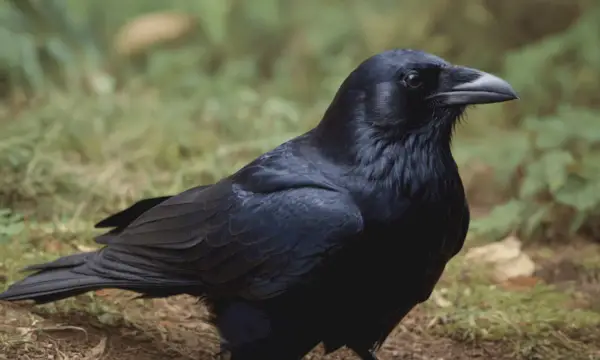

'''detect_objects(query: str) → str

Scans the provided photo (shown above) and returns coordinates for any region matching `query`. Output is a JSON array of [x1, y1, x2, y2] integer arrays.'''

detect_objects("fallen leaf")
[[431, 289, 453, 308], [464, 235, 536, 283], [85, 337, 107, 360], [493, 254, 536, 283], [500, 275, 541, 291], [114, 12, 198, 56], [465, 235, 522, 264]]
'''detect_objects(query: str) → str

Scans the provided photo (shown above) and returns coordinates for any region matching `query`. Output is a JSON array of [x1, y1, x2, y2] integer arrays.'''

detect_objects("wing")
[[450, 200, 470, 258], [94, 185, 213, 233], [95, 179, 364, 300], [94, 196, 172, 230]]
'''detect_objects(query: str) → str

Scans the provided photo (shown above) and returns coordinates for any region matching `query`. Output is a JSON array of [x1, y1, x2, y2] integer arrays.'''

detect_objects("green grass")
[[424, 254, 600, 359], [1, 89, 314, 217]]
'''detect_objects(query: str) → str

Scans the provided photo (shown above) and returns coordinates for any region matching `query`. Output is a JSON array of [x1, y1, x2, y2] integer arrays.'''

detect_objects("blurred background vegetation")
[[1, 0, 600, 245]]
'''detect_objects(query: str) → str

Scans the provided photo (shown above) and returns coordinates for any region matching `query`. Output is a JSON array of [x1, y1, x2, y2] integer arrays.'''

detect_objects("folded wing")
[[95, 179, 364, 300]]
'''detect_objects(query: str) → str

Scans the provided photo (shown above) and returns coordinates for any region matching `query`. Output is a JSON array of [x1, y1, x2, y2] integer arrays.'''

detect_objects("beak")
[[428, 66, 519, 106]]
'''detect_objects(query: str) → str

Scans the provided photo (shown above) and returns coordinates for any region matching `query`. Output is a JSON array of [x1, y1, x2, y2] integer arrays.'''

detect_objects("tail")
[[0, 249, 202, 304]]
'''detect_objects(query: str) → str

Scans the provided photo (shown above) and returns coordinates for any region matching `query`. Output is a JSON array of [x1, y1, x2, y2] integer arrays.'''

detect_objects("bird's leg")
[[353, 348, 379, 360]]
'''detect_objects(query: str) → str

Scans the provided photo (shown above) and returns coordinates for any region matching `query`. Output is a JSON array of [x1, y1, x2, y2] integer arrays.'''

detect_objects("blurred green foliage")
[[471, 6, 600, 242], [0, 0, 599, 243], [0, 208, 24, 244]]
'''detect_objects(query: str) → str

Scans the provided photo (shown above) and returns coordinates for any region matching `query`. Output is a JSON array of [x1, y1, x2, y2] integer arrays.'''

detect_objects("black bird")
[[0, 49, 518, 360]]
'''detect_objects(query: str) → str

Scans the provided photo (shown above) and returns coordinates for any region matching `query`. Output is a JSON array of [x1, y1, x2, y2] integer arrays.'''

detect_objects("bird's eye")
[[403, 71, 423, 89]]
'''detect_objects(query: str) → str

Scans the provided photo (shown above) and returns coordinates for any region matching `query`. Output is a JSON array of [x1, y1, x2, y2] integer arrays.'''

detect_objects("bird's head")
[[316, 49, 518, 148]]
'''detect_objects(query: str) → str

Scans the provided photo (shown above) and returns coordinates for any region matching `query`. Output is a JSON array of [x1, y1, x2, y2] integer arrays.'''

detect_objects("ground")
[[2, 234, 600, 360]]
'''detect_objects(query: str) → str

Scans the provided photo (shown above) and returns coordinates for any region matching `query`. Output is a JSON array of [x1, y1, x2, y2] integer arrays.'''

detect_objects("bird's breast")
[[325, 187, 467, 304]]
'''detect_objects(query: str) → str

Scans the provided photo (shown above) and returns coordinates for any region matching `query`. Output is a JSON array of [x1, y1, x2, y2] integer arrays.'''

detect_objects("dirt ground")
[[2, 243, 600, 360], [0, 300, 514, 360]]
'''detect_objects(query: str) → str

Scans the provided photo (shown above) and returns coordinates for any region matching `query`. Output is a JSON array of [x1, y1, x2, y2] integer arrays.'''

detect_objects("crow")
[[0, 49, 518, 360]]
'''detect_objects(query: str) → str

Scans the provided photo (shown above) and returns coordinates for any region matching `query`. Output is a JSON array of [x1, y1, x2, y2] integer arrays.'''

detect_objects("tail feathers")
[[0, 268, 138, 303], [0, 250, 202, 304], [23, 252, 91, 272]]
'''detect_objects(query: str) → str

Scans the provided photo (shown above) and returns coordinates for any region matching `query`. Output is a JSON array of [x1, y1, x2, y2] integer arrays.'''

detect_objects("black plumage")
[[0, 49, 518, 360]]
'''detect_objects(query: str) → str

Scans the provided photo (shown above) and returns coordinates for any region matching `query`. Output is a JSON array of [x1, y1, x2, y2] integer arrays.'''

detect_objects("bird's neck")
[[313, 117, 460, 198], [311, 87, 464, 197]]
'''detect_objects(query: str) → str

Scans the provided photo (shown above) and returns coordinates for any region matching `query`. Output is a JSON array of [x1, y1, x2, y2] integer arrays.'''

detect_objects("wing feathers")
[[93, 181, 363, 300]]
